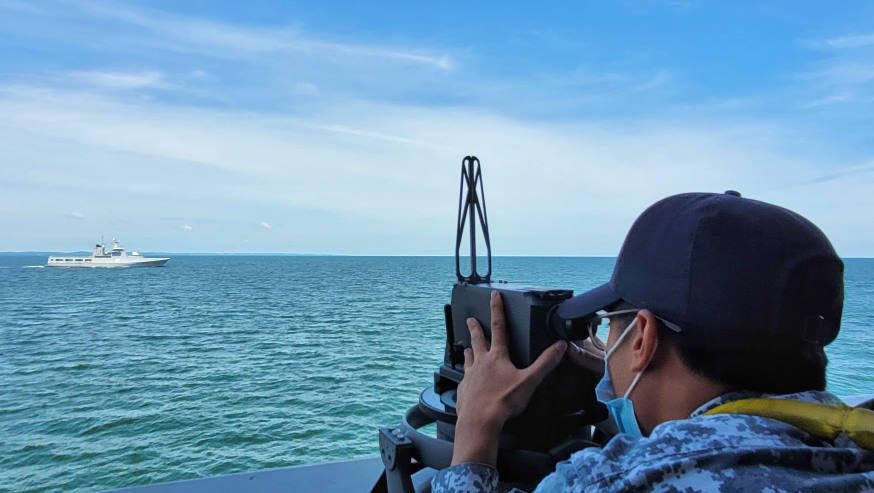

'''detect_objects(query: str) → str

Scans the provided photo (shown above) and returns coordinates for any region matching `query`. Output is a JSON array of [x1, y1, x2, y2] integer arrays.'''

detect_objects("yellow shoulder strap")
[[703, 398, 874, 450]]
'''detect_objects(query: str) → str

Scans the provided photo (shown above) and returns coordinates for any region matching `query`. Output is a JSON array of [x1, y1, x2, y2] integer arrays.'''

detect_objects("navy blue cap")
[[557, 192, 844, 347]]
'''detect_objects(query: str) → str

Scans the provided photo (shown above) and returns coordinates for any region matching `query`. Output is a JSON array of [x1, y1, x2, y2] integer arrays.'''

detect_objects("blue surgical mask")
[[595, 317, 650, 438]]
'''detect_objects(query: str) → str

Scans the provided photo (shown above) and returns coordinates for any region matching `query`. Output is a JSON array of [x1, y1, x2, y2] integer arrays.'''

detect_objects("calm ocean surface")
[[1, 255, 872, 492]]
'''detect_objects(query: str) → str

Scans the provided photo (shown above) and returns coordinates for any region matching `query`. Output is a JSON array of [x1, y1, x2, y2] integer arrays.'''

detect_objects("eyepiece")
[[549, 307, 591, 342]]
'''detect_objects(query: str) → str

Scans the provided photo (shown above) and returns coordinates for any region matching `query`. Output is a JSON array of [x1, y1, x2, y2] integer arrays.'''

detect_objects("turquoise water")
[[1, 255, 872, 492]]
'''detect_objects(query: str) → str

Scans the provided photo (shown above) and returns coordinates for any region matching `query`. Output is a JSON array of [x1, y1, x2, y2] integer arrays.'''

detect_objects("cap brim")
[[556, 282, 621, 320]]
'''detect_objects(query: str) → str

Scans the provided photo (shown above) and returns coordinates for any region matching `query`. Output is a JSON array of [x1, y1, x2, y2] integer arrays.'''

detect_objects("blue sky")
[[1, 1, 873, 255]]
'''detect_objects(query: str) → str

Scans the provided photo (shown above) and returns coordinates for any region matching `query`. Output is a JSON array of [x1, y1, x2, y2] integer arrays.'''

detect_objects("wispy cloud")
[[0, 0, 45, 15], [800, 63, 874, 87], [809, 161, 874, 183], [823, 33, 874, 49], [69, 0, 454, 70], [632, 69, 673, 92], [557, 66, 673, 94], [799, 92, 854, 109], [70, 70, 166, 90], [68, 211, 86, 220], [2, 3, 873, 254], [3, 82, 865, 254], [312, 123, 431, 147], [800, 32, 874, 108], [294, 82, 319, 97], [0, 1, 680, 120]]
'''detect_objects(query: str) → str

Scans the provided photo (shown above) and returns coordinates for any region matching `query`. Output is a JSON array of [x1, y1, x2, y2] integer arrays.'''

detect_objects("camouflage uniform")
[[431, 390, 874, 492]]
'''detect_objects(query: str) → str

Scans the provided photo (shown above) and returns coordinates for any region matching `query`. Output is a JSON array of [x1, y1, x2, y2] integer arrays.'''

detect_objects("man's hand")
[[450, 290, 568, 466]]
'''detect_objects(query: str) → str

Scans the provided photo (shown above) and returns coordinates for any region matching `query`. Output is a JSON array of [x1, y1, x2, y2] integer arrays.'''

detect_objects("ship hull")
[[46, 257, 170, 268]]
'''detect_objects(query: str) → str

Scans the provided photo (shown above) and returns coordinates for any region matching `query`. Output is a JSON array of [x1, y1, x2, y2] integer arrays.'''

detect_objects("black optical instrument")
[[374, 157, 609, 493]]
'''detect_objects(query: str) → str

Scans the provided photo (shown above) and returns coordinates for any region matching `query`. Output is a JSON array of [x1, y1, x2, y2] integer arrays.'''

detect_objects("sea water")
[[1, 255, 872, 492]]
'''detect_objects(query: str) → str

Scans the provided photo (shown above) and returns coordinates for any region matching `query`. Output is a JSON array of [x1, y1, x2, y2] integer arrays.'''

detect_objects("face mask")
[[594, 317, 650, 438]]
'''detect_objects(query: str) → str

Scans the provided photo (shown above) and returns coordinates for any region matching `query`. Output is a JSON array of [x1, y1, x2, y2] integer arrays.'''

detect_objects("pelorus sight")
[[375, 156, 608, 493]]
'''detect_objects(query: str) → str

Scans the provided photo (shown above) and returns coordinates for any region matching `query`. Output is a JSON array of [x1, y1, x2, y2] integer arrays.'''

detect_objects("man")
[[432, 191, 874, 492]]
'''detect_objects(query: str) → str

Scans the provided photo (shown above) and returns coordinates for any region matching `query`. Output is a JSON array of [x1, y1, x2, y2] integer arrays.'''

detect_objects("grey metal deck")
[[105, 456, 386, 493]]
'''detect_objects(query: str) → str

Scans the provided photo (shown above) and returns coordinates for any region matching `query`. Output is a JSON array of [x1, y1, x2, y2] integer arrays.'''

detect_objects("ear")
[[630, 310, 659, 373]]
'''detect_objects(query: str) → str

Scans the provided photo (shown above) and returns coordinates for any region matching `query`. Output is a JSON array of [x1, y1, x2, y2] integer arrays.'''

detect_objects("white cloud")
[[3, 1, 676, 119], [294, 82, 319, 96], [0, 0, 45, 15], [181, 224, 193, 232], [70, 70, 166, 90], [2, 84, 871, 254], [799, 65, 874, 107], [800, 33, 874, 107], [1, 3, 871, 254], [631, 69, 673, 92], [70, 1, 453, 71], [801, 63, 874, 87], [823, 33, 874, 49], [68, 211, 86, 219], [809, 161, 874, 183], [799, 93, 854, 108]]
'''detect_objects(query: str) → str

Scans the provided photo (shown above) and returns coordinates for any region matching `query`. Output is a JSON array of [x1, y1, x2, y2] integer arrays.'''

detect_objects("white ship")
[[46, 239, 169, 268]]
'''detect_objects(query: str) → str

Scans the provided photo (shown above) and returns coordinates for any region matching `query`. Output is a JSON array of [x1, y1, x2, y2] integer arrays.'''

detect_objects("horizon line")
[[0, 251, 618, 257], [2, 252, 873, 259]]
